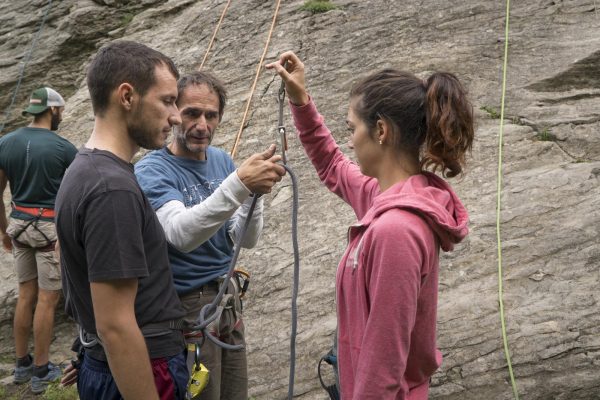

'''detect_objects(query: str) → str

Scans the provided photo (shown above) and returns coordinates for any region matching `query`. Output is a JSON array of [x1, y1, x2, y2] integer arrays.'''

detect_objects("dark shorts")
[[78, 351, 188, 400]]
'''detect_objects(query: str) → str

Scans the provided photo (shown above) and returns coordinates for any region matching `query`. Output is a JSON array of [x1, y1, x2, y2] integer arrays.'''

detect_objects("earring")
[[379, 140, 383, 145]]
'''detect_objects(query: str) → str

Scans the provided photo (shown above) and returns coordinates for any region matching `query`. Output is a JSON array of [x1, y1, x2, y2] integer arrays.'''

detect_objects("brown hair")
[[87, 41, 179, 116], [177, 71, 227, 121], [350, 69, 474, 177]]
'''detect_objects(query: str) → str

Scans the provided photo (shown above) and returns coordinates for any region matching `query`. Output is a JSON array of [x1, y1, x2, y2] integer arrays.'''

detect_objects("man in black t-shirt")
[[0, 86, 77, 394], [55, 41, 188, 400]]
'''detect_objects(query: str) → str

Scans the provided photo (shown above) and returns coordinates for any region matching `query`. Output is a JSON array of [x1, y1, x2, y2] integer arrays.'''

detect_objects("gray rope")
[[191, 193, 260, 351], [0, 0, 53, 134], [285, 164, 299, 400], [276, 69, 301, 400]]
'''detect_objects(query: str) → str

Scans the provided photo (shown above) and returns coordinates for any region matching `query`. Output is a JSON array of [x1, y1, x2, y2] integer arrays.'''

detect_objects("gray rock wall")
[[0, 0, 598, 398]]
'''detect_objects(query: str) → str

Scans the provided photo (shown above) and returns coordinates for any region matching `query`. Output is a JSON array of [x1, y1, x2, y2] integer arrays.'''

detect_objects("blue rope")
[[0, 0, 53, 134]]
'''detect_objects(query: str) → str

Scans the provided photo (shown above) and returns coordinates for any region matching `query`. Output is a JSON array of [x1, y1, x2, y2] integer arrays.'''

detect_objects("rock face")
[[1, 0, 599, 399]]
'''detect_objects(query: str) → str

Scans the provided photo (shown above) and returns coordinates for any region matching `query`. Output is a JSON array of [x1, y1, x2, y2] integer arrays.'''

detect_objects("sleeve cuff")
[[226, 170, 252, 201], [289, 96, 323, 133]]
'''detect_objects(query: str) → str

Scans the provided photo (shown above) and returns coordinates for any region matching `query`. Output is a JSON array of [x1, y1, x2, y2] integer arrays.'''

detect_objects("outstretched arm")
[[267, 52, 379, 218], [156, 170, 252, 252], [150, 145, 285, 253]]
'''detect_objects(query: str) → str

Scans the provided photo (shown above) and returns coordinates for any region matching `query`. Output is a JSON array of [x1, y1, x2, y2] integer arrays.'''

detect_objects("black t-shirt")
[[55, 148, 185, 360]]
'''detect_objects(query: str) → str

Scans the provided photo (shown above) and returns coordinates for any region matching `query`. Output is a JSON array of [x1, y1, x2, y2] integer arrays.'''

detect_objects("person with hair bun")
[[267, 52, 473, 399]]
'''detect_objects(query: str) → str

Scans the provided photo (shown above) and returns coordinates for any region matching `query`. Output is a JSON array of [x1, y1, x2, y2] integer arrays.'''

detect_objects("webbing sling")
[[79, 319, 186, 348]]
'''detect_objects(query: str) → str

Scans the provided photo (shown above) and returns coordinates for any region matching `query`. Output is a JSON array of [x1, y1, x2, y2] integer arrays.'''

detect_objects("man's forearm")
[[101, 326, 160, 400], [157, 171, 251, 252], [91, 279, 159, 399], [228, 196, 264, 248], [0, 201, 8, 234]]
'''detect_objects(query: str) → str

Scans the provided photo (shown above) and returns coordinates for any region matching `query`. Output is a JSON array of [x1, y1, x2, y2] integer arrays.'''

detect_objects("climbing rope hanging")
[[0, 0, 53, 134], [193, 2, 301, 398], [230, 0, 283, 159], [223, 1, 302, 396], [496, 0, 520, 399], [198, 0, 232, 71]]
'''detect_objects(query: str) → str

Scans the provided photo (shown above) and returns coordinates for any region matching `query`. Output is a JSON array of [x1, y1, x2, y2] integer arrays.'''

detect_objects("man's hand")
[[2, 233, 12, 251], [60, 362, 78, 387], [53, 239, 60, 263], [237, 144, 286, 194]]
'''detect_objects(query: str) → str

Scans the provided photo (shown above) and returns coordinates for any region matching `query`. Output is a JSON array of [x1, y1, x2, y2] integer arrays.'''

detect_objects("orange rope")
[[198, 0, 232, 71], [230, 0, 283, 159]]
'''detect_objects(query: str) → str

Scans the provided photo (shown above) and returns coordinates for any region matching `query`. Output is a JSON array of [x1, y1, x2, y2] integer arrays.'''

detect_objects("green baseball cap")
[[22, 87, 65, 116]]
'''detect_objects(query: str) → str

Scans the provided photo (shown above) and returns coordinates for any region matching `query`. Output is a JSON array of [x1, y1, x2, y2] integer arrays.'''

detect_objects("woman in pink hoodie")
[[267, 52, 473, 400]]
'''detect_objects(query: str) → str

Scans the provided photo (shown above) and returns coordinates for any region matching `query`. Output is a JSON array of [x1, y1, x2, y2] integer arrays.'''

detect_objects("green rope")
[[496, 0, 519, 399], [0, 0, 53, 134]]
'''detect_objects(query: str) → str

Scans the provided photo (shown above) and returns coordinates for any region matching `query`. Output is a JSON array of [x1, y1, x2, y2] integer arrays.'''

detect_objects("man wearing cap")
[[0, 86, 77, 393]]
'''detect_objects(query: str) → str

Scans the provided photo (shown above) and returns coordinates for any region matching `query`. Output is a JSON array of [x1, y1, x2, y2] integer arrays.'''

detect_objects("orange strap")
[[13, 205, 55, 218]]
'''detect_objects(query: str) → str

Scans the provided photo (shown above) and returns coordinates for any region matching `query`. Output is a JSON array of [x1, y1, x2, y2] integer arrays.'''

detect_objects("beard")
[[127, 103, 164, 150], [50, 111, 61, 131], [173, 125, 213, 154]]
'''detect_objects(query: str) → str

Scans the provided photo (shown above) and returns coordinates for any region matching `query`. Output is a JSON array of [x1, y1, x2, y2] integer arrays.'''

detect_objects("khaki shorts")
[[7, 217, 61, 291]]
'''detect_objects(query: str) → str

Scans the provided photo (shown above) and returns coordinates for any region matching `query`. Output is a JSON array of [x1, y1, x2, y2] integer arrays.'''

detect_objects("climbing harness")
[[317, 346, 340, 400], [9, 205, 56, 250], [78, 318, 186, 349], [496, 0, 519, 399], [0, 0, 53, 134]]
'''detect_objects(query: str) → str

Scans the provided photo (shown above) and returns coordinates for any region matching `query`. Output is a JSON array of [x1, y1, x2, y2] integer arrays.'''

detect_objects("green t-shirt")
[[0, 127, 77, 217]]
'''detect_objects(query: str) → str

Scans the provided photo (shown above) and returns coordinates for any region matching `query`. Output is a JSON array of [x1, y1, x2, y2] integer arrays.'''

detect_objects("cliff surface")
[[0, 0, 599, 398]]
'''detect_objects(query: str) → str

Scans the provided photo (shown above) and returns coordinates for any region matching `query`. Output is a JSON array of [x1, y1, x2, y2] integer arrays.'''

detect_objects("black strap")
[[10, 210, 55, 249], [318, 354, 340, 400], [143, 318, 186, 331], [80, 318, 186, 348], [11, 219, 35, 243]]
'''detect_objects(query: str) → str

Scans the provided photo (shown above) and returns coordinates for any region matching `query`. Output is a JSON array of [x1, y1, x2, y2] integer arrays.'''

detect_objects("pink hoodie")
[[291, 99, 469, 400]]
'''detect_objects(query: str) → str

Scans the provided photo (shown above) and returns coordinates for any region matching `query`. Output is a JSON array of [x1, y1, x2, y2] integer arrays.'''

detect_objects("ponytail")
[[350, 69, 474, 178], [422, 73, 474, 178]]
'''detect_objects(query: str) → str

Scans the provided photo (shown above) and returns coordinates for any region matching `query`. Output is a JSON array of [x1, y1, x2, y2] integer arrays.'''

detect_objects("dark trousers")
[[78, 351, 188, 400]]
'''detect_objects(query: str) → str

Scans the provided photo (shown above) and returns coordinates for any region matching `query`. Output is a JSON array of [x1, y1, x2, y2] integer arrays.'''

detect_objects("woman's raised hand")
[[266, 51, 309, 106]]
